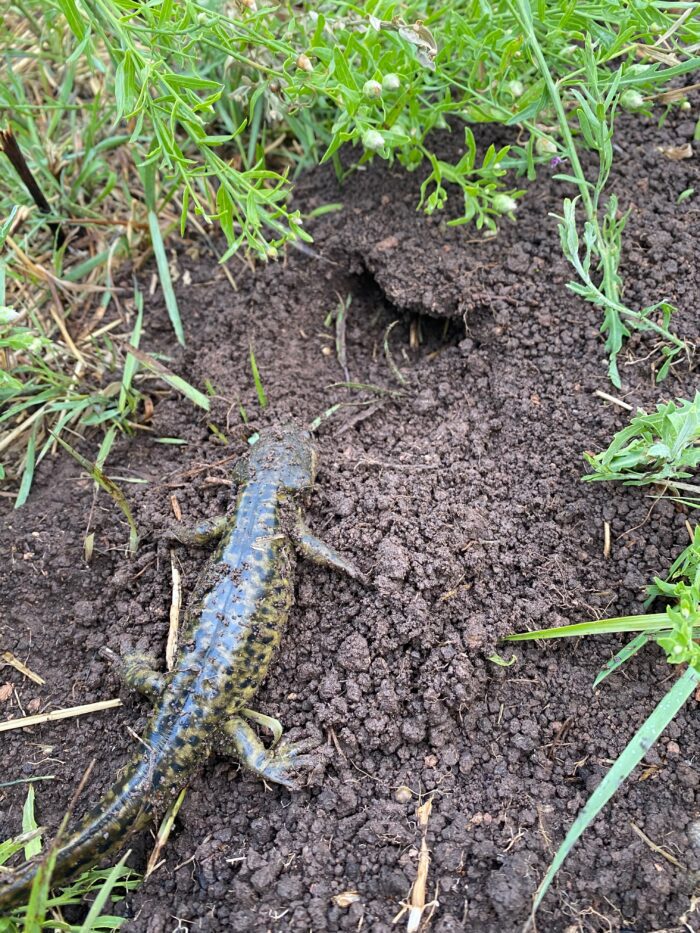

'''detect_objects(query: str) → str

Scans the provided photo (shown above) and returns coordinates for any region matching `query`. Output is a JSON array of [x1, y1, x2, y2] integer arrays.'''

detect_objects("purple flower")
[[550, 156, 565, 168]]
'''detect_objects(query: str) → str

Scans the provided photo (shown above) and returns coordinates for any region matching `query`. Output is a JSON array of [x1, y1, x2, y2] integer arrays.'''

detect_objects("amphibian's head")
[[246, 424, 317, 492]]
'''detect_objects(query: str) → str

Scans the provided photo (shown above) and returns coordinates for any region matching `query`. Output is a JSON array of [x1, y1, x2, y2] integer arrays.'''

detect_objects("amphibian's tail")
[[0, 759, 155, 912]]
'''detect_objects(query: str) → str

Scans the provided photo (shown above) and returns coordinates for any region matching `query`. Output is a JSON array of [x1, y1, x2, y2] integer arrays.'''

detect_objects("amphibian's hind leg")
[[292, 518, 368, 584], [168, 514, 230, 547], [100, 647, 165, 700], [219, 717, 319, 790]]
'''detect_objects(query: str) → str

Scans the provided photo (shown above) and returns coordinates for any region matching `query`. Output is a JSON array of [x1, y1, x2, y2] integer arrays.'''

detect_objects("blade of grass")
[[23, 839, 58, 931], [50, 433, 139, 555], [14, 421, 38, 509], [147, 211, 185, 346], [77, 851, 131, 933], [531, 665, 700, 916], [122, 344, 210, 411], [95, 424, 118, 474], [145, 788, 187, 878], [506, 613, 671, 641], [594, 632, 652, 688], [22, 786, 42, 860], [249, 343, 268, 409], [0, 828, 45, 867], [118, 292, 144, 414]]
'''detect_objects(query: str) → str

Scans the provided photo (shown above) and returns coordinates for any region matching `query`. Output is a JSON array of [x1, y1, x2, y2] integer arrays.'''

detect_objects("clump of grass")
[[0, 787, 140, 931]]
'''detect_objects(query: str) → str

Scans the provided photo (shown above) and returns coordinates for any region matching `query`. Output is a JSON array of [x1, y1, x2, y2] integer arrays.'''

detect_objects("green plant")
[[584, 392, 700, 492], [0, 787, 139, 930]]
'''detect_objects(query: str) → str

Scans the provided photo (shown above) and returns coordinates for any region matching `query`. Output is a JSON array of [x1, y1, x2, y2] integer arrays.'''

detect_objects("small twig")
[[383, 320, 408, 386], [593, 389, 633, 411], [334, 292, 351, 382], [167, 551, 182, 671], [630, 822, 685, 870], [0, 698, 122, 733], [0, 128, 65, 246], [603, 521, 611, 559], [1, 650, 45, 685], [394, 797, 438, 932]]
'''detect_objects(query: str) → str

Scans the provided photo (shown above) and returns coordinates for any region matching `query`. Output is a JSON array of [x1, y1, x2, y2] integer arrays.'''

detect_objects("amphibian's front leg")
[[218, 717, 319, 790], [291, 517, 368, 584], [100, 647, 165, 700]]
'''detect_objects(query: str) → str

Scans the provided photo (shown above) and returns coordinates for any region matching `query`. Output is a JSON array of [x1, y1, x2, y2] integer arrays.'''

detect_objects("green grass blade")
[[51, 433, 139, 555], [505, 613, 671, 641], [147, 211, 184, 347], [95, 424, 118, 474], [23, 844, 58, 932], [77, 851, 131, 933], [248, 343, 268, 409], [594, 632, 652, 688], [22, 786, 42, 860], [532, 665, 700, 916], [118, 293, 144, 414], [14, 422, 38, 509], [0, 828, 44, 867], [123, 344, 209, 411]]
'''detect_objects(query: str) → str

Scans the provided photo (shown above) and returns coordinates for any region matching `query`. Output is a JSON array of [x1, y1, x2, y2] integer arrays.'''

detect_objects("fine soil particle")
[[2, 106, 700, 933]]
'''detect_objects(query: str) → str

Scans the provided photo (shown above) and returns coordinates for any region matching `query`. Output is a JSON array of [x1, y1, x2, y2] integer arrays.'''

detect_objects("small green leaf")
[[249, 344, 268, 409], [22, 786, 42, 860], [147, 211, 185, 347]]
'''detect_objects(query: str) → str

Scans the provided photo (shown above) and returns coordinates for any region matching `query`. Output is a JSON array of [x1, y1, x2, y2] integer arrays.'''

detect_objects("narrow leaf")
[[148, 211, 185, 346]]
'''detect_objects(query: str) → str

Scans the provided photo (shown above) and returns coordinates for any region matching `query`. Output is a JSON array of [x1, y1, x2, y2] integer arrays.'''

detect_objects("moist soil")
[[2, 106, 700, 933]]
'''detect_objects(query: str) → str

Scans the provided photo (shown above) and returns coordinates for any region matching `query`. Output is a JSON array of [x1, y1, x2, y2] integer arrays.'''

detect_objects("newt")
[[0, 424, 366, 910]]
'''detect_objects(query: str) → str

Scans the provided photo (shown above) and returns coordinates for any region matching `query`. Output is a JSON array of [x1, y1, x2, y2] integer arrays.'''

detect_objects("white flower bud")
[[535, 136, 557, 155], [620, 89, 645, 111], [382, 73, 401, 92], [493, 193, 518, 214], [362, 129, 385, 151]]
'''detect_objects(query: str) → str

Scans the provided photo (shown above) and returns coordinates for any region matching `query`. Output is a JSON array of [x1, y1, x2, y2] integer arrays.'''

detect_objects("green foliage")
[[512, 8, 692, 385], [584, 393, 700, 487], [529, 664, 699, 915], [0, 303, 209, 504]]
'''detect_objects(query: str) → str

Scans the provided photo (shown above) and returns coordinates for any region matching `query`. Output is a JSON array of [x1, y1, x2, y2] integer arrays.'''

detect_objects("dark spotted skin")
[[0, 425, 366, 911]]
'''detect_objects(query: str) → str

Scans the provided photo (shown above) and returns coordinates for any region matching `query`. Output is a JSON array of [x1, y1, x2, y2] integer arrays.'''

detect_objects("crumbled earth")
[[2, 105, 700, 933]]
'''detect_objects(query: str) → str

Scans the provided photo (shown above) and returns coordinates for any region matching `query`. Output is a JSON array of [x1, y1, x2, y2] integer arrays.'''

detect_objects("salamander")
[[0, 424, 365, 910]]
